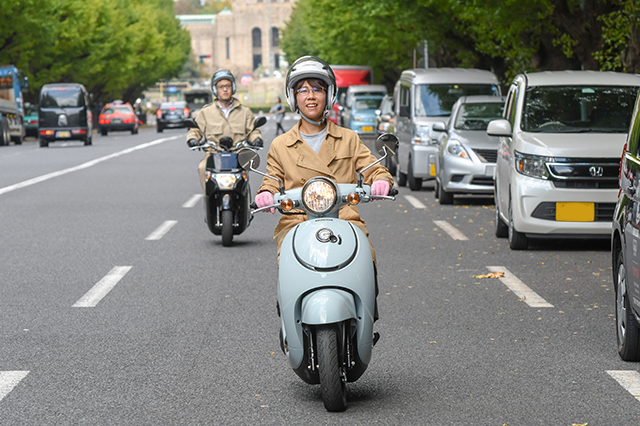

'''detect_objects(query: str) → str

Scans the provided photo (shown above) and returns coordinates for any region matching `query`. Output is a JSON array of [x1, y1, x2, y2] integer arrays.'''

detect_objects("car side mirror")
[[432, 121, 446, 132], [487, 119, 512, 137]]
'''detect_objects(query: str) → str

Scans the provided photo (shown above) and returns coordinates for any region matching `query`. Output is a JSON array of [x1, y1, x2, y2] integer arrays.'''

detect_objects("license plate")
[[485, 164, 496, 178], [430, 164, 436, 176], [556, 202, 594, 222], [56, 131, 70, 138], [362, 126, 373, 132]]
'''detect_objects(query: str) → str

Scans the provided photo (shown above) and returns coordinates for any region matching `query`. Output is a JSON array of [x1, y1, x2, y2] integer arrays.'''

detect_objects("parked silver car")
[[433, 95, 505, 204]]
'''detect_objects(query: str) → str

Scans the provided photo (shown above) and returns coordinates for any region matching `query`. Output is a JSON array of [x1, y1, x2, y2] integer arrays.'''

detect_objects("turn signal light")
[[347, 192, 360, 205], [281, 198, 294, 211]]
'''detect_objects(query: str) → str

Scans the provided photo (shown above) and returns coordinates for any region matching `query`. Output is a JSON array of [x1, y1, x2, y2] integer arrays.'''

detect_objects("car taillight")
[[184, 107, 190, 116], [122, 118, 135, 123], [156, 110, 162, 117]]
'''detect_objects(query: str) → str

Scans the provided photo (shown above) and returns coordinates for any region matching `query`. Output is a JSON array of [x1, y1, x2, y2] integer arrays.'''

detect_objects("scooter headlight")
[[302, 177, 337, 214], [214, 173, 237, 189]]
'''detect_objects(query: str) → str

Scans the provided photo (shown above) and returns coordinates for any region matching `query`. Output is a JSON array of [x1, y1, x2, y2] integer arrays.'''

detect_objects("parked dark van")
[[38, 83, 93, 147]]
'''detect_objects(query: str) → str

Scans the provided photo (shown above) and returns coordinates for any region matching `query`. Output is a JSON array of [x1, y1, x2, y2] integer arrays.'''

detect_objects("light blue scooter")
[[239, 134, 398, 412]]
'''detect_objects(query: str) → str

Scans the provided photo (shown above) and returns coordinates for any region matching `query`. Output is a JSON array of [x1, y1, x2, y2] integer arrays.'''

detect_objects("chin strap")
[[298, 109, 326, 126]]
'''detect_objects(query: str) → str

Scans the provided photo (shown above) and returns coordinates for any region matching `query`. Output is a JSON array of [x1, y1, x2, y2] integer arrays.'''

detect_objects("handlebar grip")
[[389, 187, 399, 197]]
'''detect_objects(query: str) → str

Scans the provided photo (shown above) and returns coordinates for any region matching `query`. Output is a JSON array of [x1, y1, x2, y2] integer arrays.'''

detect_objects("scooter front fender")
[[300, 289, 356, 325]]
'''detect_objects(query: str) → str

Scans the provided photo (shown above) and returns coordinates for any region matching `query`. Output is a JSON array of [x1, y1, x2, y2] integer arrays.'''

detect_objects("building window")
[[271, 27, 279, 47], [253, 54, 262, 71], [252, 28, 262, 48], [226, 37, 230, 60], [274, 54, 280, 70]]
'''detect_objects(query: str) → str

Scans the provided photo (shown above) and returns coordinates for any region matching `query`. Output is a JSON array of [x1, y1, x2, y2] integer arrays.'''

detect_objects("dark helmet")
[[285, 56, 336, 117], [211, 69, 236, 98]]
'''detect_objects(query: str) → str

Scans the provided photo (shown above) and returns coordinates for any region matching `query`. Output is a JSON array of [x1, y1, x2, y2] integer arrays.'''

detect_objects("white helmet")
[[285, 56, 336, 121], [211, 69, 236, 98]]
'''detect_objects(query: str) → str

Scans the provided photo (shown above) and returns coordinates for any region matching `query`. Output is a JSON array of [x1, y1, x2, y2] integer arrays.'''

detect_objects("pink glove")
[[255, 191, 275, 214], [371, 180, 390, 197]]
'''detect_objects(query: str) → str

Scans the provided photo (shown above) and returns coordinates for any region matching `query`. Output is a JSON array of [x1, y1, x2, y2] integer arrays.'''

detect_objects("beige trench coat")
[[187, 97, 262, 189], [258, 120, 393, 260]]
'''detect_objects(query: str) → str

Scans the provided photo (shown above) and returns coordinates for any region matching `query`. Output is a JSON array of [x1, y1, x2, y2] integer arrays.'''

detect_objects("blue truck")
[[0, 65, 27, 145]]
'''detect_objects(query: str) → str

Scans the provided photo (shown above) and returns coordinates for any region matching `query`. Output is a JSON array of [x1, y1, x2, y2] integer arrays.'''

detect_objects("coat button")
[[300, 178, 306, 184]]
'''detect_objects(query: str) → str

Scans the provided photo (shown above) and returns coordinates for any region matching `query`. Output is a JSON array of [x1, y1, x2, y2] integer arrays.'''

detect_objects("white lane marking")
[[433, 220, 469, 241], [72, 266, 132, 307], [404, 194, 427, 209], [182, 194, 203, 208], [486, 266, 554, 308], [607, 370, 640, 401], [0, 371, 29, 402], [146, 220, 178, 241], [0, 136, 181, 196]]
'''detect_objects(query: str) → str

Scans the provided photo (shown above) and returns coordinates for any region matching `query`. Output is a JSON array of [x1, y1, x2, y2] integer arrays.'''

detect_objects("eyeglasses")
[[296, 87, 325, 96], [217, 84, 232, 90]]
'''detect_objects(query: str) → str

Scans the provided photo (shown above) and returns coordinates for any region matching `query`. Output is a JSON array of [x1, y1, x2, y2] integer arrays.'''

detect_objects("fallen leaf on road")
[[473, 272, 505, 279]]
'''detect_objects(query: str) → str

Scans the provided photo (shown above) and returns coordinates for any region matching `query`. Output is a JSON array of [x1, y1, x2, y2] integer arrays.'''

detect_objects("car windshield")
[[522, 85, 639, 133], [185, 93, 211, 110], [454, 102, 505, 131], [161, 103, 185, 110], [41, 88, 81, 108], [354, 98, 382, 110], [415, 84, 499, 117]]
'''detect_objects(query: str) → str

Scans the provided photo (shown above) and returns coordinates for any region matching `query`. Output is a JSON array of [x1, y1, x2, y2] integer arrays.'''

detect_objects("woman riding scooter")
[[253, 56, 394, 411]]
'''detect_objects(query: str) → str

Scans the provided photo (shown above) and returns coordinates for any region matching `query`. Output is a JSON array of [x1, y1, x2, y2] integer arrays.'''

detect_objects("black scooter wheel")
[[221, 210, 233, 247], [317, 325, 347, 412]]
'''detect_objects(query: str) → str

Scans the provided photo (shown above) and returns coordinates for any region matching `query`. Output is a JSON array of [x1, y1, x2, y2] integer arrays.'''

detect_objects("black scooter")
[[185, 116, 266, 246]]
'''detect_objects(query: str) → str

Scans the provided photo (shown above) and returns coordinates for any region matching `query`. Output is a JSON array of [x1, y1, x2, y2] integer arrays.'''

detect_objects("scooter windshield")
[[213, 152, 239, 171]]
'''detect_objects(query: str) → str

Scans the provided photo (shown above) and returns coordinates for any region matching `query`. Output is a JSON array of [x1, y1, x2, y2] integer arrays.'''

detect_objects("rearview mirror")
[[375, 133, 398, 157], [183, 118, 199, 129], [238, 148, 260, 170], [254, 116, 267, 129], [432, 122, 446, 132]]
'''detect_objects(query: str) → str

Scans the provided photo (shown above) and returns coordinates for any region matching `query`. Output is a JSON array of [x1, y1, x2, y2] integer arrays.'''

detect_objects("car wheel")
[[494, 185, 508, 238], [408, 159, 422, 191], [39, 137, 48, 147], [616, 249, 640, 361], [396, 166, 407, 187], [438, 181, 454, 205], [385, 155, 396, 176], [157, 126, 163, 133], [508, 197, 528, 250], [101, 129, 108, 136], [0, 117, 10, 146]]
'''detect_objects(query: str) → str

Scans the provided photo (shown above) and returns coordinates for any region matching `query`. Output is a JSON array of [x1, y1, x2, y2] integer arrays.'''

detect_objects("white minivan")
[[394, 68, 501, 190], [489, 71, 640, 250]]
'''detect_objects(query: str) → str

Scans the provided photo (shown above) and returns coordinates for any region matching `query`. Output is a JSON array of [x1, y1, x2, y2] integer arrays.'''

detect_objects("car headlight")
[[213, 173, 238, 189], [414, 125, 430, 144], [446, 140, 470, 159], [515, 152, 552, 180], [302, 177, 337, 214], [353, 115, 362, 121]]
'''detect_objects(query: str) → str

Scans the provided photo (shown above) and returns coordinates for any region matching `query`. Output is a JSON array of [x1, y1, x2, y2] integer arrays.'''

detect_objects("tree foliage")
[[0, 0, 191, 103], [281, 0, 640, 88]]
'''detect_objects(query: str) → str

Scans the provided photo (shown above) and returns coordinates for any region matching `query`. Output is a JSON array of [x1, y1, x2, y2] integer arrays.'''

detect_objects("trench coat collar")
[[285, 120, 344, 176]]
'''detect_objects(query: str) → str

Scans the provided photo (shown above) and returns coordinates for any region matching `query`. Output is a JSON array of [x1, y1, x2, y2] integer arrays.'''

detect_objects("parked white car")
[[489, 70, 640, 250]]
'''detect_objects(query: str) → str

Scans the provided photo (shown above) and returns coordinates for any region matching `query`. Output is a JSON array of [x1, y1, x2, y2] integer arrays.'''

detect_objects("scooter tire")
[[316, 325, 347, 412], [221, 210, 233, 247]]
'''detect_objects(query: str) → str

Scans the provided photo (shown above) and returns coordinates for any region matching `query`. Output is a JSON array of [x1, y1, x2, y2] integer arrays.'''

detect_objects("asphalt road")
[[1, 117, 639, 425]]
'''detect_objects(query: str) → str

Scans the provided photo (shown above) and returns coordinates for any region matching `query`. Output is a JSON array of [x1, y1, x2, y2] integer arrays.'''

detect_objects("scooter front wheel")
[[221, 210, 233, 247], [316, 325, 347, 412]]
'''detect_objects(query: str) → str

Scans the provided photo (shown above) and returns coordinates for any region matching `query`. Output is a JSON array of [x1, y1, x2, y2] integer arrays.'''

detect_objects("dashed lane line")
[[0, 135, 181, 196], [72, 266, 132, 308], [145, 220, 178, 241], [0, 371, 29, 402], [607, 370, 640, 401], [486, 266, 554, 308], [182, 194, 203, 208], [404, 194, 427, 209], [433, 220, 469, 241]]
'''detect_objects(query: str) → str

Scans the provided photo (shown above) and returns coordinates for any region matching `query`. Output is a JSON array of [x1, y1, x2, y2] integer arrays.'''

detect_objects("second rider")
[[187, 68, 264, 190]]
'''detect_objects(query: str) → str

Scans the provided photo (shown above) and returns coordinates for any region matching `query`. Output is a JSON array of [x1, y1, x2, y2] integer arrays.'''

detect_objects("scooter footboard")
[[300, 289, 356, 325]]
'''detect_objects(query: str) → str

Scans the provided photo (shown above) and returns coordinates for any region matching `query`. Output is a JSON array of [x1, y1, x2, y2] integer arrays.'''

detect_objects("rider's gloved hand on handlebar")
[[255, 191, 275, 214], [187, 138, 201, 148], [371, 180, 390, 197], [251, 137, 264, 148]]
